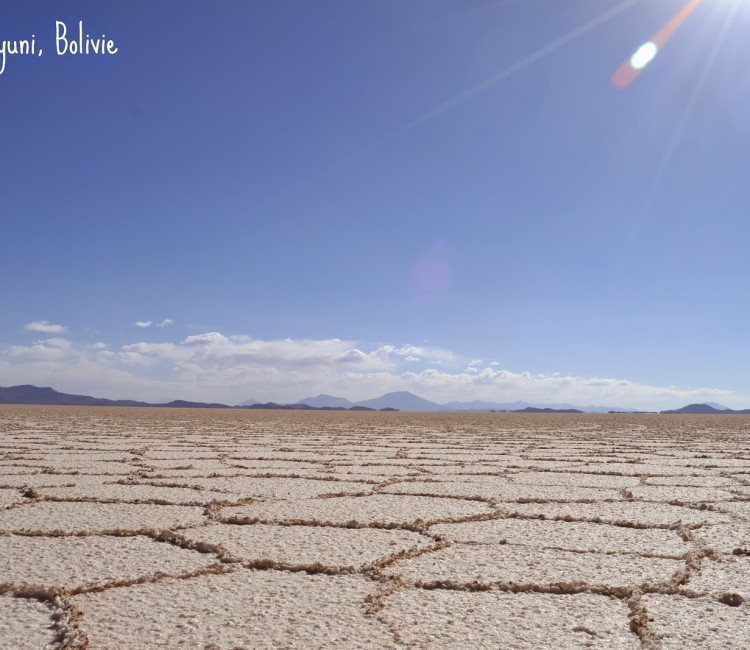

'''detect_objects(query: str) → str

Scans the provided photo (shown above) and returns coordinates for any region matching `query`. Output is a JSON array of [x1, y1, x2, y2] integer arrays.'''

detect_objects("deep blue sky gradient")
[[2, 0, 749, 406]]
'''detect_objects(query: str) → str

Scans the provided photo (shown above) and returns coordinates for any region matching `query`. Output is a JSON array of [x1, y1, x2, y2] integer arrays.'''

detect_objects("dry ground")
[[1, 405, 749, 648]]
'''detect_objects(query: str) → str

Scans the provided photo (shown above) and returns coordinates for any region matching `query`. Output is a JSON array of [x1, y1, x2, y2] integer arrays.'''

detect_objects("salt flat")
[[1, 406, 749, 648]]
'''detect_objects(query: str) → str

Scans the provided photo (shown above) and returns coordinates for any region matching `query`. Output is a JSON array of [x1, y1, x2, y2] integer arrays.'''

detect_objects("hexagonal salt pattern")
[[2, 405, 750, 648], [384, 543, 682, 589], [431, 518, 689, 556], [182, 522, 430, 569], [219, 493, 494, 528]]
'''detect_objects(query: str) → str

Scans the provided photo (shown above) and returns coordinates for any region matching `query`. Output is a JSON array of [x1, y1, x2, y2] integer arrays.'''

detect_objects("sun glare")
[[613, 0, 704, 87], [630, 41, 658, 69]]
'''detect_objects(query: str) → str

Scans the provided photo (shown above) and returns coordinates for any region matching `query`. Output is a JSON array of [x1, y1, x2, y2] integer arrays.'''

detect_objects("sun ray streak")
[[376, 0, 648, 143], [251, 0, 647, 212], [614, 0, 741, 276], [640, 0, 738, 217], [613, 0, 704, 88]]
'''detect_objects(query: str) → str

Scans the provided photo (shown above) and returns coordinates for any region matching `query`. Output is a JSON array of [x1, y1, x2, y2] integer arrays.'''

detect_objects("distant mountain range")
[[0, 385, 395, 411], [1, 385, 746, 415], [0, 385, 231, 409], [293, 391, 630, 413]]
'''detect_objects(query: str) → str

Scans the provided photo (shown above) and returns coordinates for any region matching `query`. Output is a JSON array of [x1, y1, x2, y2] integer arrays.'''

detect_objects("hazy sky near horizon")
[[2, 0, 749, 408]]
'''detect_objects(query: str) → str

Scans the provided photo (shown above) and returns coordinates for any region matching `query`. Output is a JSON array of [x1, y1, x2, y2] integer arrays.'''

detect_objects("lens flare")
[[630, 41, 658, 69], [613, 0, 703, 87], [411, 256, 451, 300]]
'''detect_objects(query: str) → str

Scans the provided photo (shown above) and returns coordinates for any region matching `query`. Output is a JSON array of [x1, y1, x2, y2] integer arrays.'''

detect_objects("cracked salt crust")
[[0, 594, 57, 649], [0, 501, 205, 533], [319, 463, 428, 476], [318, 471, 422, 483], [494, 459, 595, 470], [36, 483, 233, 505], [150, 476, 374, 499], [714, 501, 750, 520], [576, 463, 712, 476], [227, 458, 331, 467], [642, 594, 749, 648], [693, 523, 750, 554], [182, 522, 430, 568], [628, 485, 735, 503], [0, 534, 217, 590], [0, 488, 25, 508], [9, 460, 135, 475], [645, 476, 739, 488], [508, 471, 642, 489], [380, 589, 639, 649], [3, 406, 750, 648], [140, 467, 238, 478], [136, 458, 230, 470], [29, 451, 132, 461], [687, 554, 750, 599], [73, 567, 394, 648], [381, 479, 619, 502], [0, 473, 118, 488], [227, 451, 345, 462], [431, 518, 689, 556], [145, 452, 225, 460], [220, 493, 494, 526], [426, 463, 515, 475], [504, 500, 731, 527], [383, 542, 683, 587], [674, 458, 750, 469]]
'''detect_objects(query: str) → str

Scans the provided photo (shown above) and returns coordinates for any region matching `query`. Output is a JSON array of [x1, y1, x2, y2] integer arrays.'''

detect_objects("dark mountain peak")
[[661, 403, 750, 415], [515, 407, 584, 414], [295, 394, 354, 409], [662, 403, 727, 414], [160, 400, 230, 409], [354, 391, 440, 411]]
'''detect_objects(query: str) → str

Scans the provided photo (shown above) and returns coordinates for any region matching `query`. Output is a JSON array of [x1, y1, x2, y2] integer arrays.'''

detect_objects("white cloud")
[[336, 349, 368, 364], [0, 331, 744, 410], [6, 338, 73, 362], [184, 332, 228, 346], [43, 338, 72, 350], [135, 319, 173, 328], [23, 321, 67, 334]]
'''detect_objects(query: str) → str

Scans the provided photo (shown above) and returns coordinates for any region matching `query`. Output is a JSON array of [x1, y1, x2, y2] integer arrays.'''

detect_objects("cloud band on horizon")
[[0, 329, 738, 410]]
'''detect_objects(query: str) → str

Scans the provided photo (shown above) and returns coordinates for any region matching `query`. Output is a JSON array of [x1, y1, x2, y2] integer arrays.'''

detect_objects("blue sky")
[[2, 0, 749, 408]]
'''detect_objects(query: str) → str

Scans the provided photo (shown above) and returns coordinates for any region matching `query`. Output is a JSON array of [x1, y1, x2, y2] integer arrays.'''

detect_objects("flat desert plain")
[[1, 406, 749, 649]]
